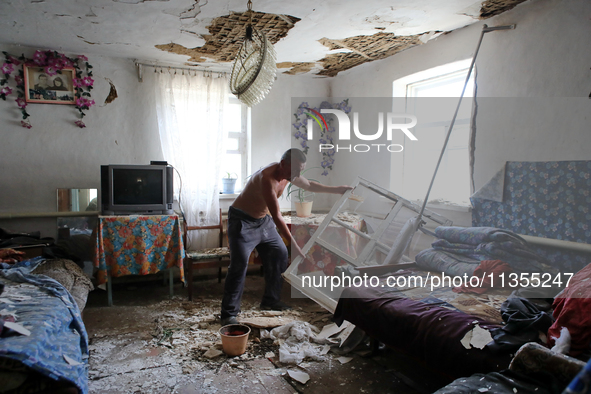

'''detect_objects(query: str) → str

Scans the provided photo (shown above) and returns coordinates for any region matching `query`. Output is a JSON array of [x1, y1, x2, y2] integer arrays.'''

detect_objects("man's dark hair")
[[281, 148, 307, 164]]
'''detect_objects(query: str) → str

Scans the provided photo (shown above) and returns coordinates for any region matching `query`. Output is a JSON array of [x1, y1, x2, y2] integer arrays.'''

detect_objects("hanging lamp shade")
[[229, 2, 277, 107]]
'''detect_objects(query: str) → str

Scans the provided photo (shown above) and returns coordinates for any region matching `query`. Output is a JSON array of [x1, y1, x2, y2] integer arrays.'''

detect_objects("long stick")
[[418, 24, 514, 219]]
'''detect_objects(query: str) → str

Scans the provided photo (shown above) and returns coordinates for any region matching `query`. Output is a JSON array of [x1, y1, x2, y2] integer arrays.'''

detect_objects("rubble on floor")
[[86, 293, 361, 393]]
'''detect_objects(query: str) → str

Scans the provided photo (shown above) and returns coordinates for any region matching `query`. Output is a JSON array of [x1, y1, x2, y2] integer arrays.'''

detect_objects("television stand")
[[94, 214, 184, 306]]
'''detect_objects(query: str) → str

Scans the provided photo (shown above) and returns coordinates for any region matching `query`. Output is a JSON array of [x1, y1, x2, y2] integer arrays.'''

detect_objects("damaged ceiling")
[[0, 0, 529, 77]]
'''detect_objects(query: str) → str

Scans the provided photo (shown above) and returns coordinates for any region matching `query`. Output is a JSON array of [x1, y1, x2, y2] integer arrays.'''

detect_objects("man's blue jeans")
[[221, 206, 289, 319]]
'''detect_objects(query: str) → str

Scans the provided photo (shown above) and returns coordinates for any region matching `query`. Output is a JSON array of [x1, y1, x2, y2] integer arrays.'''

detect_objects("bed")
[[0, 257, 91, 394], [333, 264, 517, 379], [332, 226, 579, 380]]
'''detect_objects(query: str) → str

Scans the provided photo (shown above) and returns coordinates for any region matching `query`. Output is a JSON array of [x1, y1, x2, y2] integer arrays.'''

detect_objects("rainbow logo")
[[303, 107, 328, 134]]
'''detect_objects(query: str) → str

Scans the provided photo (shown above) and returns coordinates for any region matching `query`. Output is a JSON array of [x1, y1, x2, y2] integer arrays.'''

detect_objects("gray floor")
[[82, 271, 449, 394]]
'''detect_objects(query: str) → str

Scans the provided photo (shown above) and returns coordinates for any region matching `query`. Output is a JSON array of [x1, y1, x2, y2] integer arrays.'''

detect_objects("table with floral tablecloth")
[[94, 215, 185, 286], [285, 212, 366, 275]]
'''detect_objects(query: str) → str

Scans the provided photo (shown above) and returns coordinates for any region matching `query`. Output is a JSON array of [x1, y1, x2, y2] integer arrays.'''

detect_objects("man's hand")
[[293, 177, 354, 196], [289, 241, 315, 267], [335, 185, 354, 194]]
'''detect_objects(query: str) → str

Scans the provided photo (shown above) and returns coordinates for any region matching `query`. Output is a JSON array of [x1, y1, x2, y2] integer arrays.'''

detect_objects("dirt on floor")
[[82, 273, 446, 394]]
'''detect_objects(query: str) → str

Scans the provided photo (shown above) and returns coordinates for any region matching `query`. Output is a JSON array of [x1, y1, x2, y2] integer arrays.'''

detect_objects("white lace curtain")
[[154, 68, 229, 250]]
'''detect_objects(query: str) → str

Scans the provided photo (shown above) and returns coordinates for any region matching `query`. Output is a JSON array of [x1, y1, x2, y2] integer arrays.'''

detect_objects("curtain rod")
[[134, 61, 228, 82]]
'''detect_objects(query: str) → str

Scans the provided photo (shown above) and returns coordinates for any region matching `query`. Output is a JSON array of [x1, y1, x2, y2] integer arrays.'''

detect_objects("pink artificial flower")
[[0, 86, 12, 95], [44, 65, 58, 76], [47, 57, 62, 69], [21, 120, 32, 129], [73, 78, 83, 88], [75, 120, 86, 128], [33, 50, 47, 66], [61, 58, 73, 68], [75, 96, 95, 109], [7, 55, 21, 65], [14, 75, 23, 86], [15, 97, 26, 109], [78, 55, 88, 62], [54, 54, 72, 69], [82, 76, 94, 87], [1, 62, 14, 75]]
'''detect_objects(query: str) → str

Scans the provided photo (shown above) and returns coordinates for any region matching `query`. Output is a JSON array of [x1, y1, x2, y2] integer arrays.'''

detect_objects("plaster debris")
[[203, 348, 223, 359], [460, 329, 473, 349], [3, 321, 30, 336], [86, 293, 346, 393], [470, 325, 493, 349], [337, 356, 353, 364], [317, 322, 347, 340], [287, 369, 310, 384], [550, 326, 571, 354], [240, 316, 294, 328], [261, 321, 335, 364], [63, 354, 83, 366], [461, 324, 493, 350]]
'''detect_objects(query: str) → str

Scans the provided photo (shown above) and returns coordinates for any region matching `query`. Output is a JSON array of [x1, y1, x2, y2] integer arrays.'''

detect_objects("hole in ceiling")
[[155, 11, 300, 63], [479, 0, 529, 19], [316, 32, 424, 77], [277, 62, 316, 75]]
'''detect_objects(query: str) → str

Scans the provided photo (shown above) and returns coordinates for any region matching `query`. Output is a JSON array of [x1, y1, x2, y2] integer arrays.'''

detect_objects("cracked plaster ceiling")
[[0, 0, 528, 77]]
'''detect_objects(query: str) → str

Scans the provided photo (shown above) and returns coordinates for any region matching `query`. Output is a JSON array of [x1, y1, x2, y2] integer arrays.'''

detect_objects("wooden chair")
[[183, 209, 231, 301]]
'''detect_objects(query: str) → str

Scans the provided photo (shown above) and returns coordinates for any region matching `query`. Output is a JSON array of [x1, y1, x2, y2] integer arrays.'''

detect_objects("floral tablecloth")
[[223, 212, 366, 274], [286, 212, 366, 275], [94, 215, 185, 285]]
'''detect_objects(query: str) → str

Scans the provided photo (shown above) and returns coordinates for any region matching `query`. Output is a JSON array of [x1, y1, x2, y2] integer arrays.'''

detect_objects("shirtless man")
[[220, 148, 352, 326]]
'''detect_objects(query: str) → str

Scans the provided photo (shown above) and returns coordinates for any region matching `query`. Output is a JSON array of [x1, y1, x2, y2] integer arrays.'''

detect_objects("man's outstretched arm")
[[292, 177, 353, 195]]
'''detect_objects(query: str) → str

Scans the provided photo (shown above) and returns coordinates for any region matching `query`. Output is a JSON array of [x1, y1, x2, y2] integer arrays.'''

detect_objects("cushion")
[[32, 258, 94, 312]]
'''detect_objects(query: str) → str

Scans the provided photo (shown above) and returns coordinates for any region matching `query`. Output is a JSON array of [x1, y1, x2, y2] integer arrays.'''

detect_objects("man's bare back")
[[232, 163, 288, 219]]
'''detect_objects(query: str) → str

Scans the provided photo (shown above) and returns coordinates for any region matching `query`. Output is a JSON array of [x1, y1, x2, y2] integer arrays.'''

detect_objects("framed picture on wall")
[[24, 65, 76, 104]]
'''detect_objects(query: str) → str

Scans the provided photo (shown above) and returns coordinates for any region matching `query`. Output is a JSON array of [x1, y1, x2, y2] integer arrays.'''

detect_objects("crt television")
[[100, 164, 173, 215]]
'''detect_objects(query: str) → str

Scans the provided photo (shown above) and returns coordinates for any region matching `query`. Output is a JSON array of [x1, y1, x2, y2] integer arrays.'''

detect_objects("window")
[[222, 96, 250, 192], [391, 60, 474, 206]]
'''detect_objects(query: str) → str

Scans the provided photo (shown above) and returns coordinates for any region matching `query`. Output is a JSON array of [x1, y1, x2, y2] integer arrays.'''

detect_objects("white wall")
[[0, 45, 327, 237], [250, 73, 330, 210], [0, 45, 162, 237], [329, 0, 591, 222]]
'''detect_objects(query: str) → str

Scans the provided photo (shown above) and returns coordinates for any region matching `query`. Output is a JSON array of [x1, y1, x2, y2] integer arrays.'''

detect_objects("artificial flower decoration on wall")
[[0, 50, 94, 128], [292, 99, 351, 176]]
